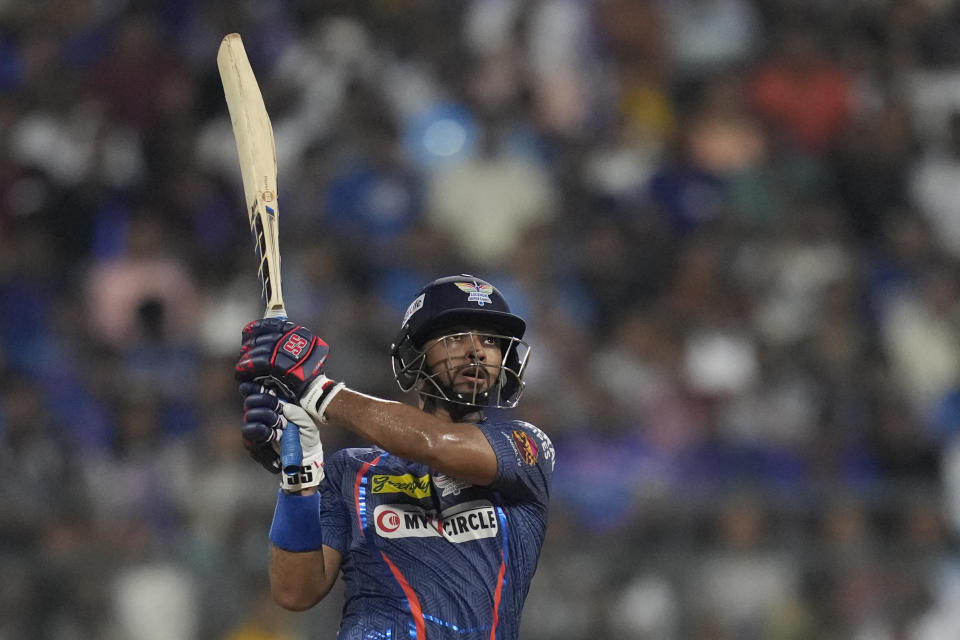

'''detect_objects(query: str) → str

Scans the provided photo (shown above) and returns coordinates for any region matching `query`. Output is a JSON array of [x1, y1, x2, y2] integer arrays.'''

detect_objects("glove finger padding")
[[243, 390, 281, 412], [241, 317, 294, 346], [242, 425, 282, 473], [238, 381, 264, 398], [240, 387, 284, 474]]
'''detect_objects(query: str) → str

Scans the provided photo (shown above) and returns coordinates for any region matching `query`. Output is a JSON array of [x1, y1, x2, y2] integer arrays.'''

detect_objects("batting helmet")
[[391, 275, 529, 408]]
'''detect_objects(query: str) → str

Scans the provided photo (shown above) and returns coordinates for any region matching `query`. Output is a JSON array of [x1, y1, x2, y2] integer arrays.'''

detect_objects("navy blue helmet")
[[391, 275, 529, 408]]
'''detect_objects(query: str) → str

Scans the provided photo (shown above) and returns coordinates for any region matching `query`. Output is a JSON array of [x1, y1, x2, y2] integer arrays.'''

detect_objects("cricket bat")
[[218, 33, 301, 475]]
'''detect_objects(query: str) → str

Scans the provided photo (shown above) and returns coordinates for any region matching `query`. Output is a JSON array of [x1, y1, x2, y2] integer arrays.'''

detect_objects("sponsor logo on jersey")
[[511, 430, 539, 465], [373, 500, 498, 543], [371, 473, 432, 499], [527, 423, 555, 471], [454, 282, 494, 306], [433, 473, 471, 497]]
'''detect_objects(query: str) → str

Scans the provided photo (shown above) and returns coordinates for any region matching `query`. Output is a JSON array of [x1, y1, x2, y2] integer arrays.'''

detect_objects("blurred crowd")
[[4, 0, 960, 638]]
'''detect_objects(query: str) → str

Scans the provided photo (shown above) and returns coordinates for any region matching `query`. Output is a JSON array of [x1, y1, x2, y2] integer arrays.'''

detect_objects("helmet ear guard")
[[390, 275, 530, 410], [391, 326, 426, 393]]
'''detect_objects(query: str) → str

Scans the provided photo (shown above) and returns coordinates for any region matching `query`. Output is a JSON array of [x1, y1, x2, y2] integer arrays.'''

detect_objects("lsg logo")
[[283, 334, 309, 357]]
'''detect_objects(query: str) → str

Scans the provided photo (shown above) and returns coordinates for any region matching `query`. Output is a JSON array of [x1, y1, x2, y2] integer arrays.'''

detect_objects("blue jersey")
[[317, 419, 554, 640]]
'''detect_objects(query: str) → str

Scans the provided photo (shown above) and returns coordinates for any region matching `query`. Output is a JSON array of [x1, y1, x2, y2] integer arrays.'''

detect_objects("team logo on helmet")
[[455, 282, 494, 306]]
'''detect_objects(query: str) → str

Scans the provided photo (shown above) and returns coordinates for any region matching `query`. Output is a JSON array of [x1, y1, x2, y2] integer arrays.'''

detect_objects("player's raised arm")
[[323, 388, 500, 486], [235, 276, 531, 485]]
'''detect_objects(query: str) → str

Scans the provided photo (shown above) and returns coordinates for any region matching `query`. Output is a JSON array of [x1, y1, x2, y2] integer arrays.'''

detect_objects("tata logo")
[[373, 501, 499, 543], [371, 473, 432, 499]]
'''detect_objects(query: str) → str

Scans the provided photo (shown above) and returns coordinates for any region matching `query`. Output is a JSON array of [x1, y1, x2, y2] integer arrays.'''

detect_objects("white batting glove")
[[278, 401, 324, 493]]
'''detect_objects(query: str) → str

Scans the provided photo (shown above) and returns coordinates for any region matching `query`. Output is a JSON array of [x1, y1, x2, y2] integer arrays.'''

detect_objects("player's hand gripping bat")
[[217, 33, 302, 475]]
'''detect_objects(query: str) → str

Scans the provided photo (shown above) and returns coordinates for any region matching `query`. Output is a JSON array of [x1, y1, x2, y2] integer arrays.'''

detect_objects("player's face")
[[423, 329, 503, 395]]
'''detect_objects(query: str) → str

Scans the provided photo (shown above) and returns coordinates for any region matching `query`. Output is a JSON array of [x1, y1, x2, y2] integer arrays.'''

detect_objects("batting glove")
[[240, 383, 324, 492], [240, 382, 283, 473], [235, 318, 331, 400]]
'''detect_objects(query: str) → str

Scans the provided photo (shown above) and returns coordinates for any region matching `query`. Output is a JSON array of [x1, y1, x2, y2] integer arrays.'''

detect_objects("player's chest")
[[351, 461, 502, 544]]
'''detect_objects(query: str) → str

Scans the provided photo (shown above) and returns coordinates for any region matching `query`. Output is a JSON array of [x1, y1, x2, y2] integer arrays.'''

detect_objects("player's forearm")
[[324, 389, 497, 485], [269, 546, 328, 611]]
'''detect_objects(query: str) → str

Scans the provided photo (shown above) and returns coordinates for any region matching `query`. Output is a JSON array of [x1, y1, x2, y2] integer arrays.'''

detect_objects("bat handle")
[[280, 424, 303, 475], [261, 309, 301, 475]]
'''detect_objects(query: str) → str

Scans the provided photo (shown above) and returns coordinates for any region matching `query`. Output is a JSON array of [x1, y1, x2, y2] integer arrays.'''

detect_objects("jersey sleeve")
[[480, 420, 554, 505], [318, 451, 351, 555]]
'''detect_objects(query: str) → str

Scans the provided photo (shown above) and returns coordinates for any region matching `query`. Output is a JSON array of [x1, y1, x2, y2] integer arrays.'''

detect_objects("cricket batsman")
[[236, 274, 554, 639]]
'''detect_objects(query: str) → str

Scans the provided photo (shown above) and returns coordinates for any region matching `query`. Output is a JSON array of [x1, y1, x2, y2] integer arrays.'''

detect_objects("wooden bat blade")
[[217, 33, 286, 319], [219, 33, 298, 474]]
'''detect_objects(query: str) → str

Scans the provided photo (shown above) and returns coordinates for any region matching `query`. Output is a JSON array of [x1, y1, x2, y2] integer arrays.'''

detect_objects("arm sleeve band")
[[269, 490, 324, 552]]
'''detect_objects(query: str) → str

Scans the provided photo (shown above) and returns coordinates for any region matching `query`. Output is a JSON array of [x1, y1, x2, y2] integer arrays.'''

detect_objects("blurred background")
[[4, 0, 960, 638]]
